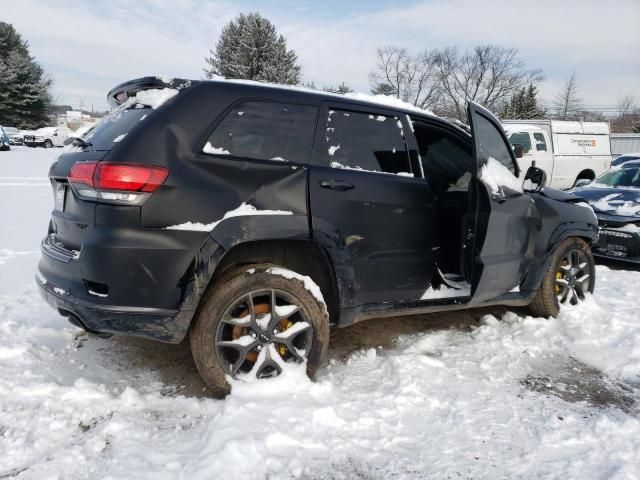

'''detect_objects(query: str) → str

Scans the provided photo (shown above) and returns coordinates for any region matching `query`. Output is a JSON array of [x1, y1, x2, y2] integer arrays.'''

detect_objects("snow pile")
[[202, 142, 230, 155], [480, 156, 523, 194], [344, 92, 434, 116], [2, 147, 640, 478], [250, 266, 326, 307], [123, 88, 178, 109], [421, 283, 471, 299], [165, 202, 293, 232], [589, 193, 640, 216]]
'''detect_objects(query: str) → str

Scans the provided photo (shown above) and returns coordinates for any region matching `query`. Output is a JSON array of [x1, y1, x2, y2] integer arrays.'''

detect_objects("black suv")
[[37, 77, 598, 396]]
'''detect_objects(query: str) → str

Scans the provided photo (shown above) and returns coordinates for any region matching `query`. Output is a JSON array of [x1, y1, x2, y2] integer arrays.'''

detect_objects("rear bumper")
[[37, 272, 190, 342], [36, 227, 223, 343]]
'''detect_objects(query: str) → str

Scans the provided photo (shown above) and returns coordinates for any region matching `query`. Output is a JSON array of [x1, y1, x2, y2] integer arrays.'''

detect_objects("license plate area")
[[54, 183, 66, 212]]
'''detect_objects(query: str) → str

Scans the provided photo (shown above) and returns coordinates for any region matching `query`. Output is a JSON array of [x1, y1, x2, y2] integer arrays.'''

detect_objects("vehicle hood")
[[573, 186, 640, 218]]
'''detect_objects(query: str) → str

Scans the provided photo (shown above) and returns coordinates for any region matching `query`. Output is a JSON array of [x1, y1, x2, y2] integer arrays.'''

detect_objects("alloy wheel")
[[214, 289, 313, 379], [555, 249, 591, 305]]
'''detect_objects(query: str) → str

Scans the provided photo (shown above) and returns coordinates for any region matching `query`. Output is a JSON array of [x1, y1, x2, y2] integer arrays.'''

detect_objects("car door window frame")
[[197, 97, 320, 165], [310, 102, 416, 177]]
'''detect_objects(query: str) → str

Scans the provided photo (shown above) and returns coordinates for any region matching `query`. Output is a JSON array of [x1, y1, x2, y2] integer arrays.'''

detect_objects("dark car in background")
[[574, 160, 640, 263], [37, 77, 599, 396], [611, 153, 640, 167]]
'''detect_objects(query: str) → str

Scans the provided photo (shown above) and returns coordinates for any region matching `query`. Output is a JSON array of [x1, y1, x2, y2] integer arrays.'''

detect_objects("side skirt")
[[341, 291, 535, 326]]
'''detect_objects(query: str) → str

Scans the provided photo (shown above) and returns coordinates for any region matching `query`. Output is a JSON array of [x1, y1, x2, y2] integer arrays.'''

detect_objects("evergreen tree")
[[370, 82, 397, 96], [0, 22, 52, 129], [204, 13, 300, 85], [501, 84, 546, 119], [323, 82, 353, 94]]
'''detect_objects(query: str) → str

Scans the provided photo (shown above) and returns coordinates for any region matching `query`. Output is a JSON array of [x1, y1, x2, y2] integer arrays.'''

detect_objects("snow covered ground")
[[1, 146, 639, 479]]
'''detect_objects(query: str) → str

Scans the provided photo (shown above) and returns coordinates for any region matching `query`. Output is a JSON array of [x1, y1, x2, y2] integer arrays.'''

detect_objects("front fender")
[[520, 194, 598, 292]]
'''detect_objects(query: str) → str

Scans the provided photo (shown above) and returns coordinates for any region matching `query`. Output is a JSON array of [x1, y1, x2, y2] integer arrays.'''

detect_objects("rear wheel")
[[529, 237, 595, 317], [190, 264, 330, 397]]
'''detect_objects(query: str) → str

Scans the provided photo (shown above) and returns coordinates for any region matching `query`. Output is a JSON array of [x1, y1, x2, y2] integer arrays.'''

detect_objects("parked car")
[[0, 126, 10, 151], [573, 160, 640, 263], [503, 120, 611, 189], [24, 126, 71, 148], [37, 77, 599, 396], [611, 152, 640, 167], [9, 130, 32, 146]]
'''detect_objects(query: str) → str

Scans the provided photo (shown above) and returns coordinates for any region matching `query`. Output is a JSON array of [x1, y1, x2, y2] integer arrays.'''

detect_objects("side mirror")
[[523, 166, 546, 192], [53, 132, 58, 136], [512, 144, 524, 159], [574, 179, 592, 188]]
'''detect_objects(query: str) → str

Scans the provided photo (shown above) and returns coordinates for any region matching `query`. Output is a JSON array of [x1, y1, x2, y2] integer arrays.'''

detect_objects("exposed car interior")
[[412, 120, 474, 288]]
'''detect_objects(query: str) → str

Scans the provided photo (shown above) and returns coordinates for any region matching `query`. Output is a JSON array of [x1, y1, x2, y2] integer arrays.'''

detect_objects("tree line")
[[1, 14, 638, 132]]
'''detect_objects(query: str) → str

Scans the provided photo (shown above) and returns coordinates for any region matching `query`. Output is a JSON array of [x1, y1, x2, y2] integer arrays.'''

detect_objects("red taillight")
[[94, 163, 168, 192], [67, 161, 168, 204], [68, 161, 97, 187]]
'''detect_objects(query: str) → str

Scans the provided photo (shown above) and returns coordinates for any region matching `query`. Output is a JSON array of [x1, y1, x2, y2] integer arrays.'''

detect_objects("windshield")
[[593, 166, 640, 189]]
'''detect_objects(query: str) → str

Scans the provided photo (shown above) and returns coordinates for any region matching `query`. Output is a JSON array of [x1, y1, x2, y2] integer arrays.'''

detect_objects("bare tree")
[[369, 46, 440, 110], [612, 94, 640, 132], [434, 45, 542, 120], [617, 94, 638, 117], [553, 72, 583, 120]]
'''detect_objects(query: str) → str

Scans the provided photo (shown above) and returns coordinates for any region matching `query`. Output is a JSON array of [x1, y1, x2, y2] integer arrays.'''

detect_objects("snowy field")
[[1, 146, 640, 479]]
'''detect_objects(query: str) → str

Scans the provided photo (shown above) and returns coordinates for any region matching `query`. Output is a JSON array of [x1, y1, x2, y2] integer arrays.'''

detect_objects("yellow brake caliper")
[[556, 260, 568, 294], [278, 320, 294, 356]]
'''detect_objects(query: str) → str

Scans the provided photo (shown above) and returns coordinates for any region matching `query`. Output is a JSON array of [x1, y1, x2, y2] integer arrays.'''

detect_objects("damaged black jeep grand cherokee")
[[37, 77, 599, 396]]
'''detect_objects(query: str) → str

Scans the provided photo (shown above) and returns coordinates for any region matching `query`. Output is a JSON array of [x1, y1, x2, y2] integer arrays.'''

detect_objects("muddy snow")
[[0, 147, 639, 479]]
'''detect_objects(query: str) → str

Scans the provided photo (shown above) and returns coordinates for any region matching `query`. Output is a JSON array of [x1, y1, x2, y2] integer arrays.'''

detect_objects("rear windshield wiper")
[[64, 136, 93, 148]]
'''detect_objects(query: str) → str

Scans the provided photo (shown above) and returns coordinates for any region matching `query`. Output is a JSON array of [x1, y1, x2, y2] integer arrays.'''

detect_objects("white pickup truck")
[[503, 120, 611, 189], [23, 126, 71, 148]]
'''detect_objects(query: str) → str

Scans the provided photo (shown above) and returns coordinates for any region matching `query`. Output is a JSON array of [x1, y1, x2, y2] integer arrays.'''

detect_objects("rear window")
[[79, 106, 150, 151]]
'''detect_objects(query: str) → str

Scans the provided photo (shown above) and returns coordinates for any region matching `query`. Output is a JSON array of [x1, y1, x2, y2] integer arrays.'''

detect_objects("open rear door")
[[467, 102, 534, 305]]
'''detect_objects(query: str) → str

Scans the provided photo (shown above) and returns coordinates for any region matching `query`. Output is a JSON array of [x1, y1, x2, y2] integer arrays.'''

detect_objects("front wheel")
[[528, 237, 595, 318], [190, 264, 330, 397], [44, 139, 53, 148]]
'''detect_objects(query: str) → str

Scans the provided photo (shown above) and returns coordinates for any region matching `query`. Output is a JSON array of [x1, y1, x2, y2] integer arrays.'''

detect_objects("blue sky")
[[2, 0, 639, 113]]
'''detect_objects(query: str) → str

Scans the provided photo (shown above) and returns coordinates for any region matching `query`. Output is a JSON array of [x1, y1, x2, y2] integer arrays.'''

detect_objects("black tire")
[[529, 237, 595, 318], [190, 264, 330, 397], [44, 139, 53, 148]]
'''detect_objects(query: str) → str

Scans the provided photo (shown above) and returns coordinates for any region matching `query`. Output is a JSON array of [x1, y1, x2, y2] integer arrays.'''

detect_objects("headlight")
[[35, 136, 44, 141]]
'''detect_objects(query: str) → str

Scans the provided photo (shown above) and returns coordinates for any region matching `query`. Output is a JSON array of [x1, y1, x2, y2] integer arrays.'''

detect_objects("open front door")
[[467, 102, 534, 305]]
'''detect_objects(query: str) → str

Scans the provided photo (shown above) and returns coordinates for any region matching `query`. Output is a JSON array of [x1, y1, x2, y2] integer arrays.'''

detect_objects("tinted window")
[[324, 109, 411, 174], [533, 132, 547, 151], [80, 107, 149, 151], [509, 132, 531, 153], [205, 102, 317, 163], [475, 114, 516, 173], [412, 120, 473, 192]]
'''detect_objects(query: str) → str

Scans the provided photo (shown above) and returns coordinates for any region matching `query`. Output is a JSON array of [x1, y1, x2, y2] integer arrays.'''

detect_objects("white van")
[[503, 120, 611, 189]]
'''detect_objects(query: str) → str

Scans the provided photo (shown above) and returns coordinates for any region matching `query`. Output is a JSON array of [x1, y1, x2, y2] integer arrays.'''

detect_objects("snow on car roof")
[[503, 124, 544, 132], [210, 78, 439, 119], [35, 127, 57, 134]]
